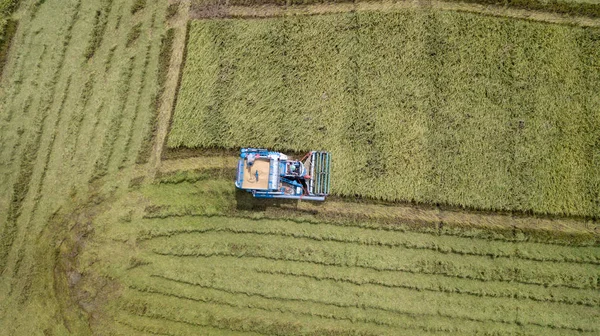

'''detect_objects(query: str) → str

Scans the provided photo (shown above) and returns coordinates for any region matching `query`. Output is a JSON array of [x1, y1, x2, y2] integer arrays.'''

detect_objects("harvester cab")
[[235, 148, 331, 201]]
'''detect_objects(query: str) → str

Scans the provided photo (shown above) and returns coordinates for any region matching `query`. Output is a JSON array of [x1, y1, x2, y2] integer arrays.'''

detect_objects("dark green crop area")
[[169, 10, 600, 218]]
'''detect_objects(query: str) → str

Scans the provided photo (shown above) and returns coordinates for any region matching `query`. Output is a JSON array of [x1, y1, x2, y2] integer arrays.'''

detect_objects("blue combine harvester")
[[235, 148, 331, 201]]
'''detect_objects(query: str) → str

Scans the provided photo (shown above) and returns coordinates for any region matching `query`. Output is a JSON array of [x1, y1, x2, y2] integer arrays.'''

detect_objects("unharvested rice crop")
[[169, 10, 600, 217]]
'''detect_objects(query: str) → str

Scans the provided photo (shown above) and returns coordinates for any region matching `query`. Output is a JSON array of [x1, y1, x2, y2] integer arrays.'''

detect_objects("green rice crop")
[[170, 10, 600, 218]]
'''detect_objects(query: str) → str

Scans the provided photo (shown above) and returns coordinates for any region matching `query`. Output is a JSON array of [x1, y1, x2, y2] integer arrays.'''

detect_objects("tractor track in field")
[[190, 0, 600, 27]]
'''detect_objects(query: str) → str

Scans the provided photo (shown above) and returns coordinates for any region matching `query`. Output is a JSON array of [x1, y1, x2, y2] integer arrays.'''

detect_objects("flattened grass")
[[170, 10, 600, 218]]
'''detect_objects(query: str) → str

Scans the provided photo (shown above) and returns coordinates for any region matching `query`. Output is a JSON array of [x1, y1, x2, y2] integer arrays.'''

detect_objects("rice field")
[[169, 10, 600, 218], [72, 169, 600, 335], [1, 0, 599, 335]]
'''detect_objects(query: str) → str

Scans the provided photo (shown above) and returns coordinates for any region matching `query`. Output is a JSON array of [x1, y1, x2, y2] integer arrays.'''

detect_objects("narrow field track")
[[193, 0, 600, 27]]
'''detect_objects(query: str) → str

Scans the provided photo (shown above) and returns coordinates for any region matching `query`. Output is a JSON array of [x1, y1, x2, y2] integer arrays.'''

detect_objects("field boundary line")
[[147, 0, 191, 179], [192, 0, 600, 27]]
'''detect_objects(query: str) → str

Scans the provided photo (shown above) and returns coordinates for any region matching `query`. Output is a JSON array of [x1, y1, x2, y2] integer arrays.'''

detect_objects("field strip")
[[147, 0, 191, 179], [111, 1, 162, 173], [125, 278, 580, 335], [149, 242, 598, 291], [0, 2, 83, 275], [143, 252, 600, 307], [126, 279, 517, 335], [4, 0, 86, 297], [143, 273, 598, 332], [126, 283, 500, 334], [150, 246, 597, 290], [8, 76, 73, 298], [137, 219, 600, 265], [195, 0, 600, 27]]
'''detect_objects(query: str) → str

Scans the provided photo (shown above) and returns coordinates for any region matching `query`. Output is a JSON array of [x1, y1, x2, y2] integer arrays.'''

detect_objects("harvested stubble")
[[169, 10, 600, 218], [83, 187, 600, 335]]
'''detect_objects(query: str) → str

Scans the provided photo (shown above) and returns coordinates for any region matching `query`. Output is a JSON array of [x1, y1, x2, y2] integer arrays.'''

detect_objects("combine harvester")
[[235, 148, 331, 201]]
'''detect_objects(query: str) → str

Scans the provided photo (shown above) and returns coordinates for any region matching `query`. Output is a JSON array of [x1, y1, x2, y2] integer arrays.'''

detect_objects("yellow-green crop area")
[[1, 0, 600, 335], [170, 11, 600, 217]]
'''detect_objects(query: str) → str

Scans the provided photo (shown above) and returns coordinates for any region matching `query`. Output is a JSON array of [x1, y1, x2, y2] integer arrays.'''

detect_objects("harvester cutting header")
[[235, 148, 331, 201]]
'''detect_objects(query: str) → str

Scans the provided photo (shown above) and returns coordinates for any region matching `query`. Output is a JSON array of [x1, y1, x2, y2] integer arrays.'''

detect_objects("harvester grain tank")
[[235, 148, 331, 201]]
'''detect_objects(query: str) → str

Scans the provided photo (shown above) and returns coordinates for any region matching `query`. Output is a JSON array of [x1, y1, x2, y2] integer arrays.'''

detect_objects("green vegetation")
[[68, 171, 600, 334], [170, 11, 600, 218]]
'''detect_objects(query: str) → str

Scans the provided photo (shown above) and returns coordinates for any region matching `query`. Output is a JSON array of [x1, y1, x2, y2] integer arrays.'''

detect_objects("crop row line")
[[116, 319, 177, 336], [144, 209, 598, 248], [139, 225, 600, 266], [146, 230, 598, 290], [0, 12, 41, 124], [148, 273, 593, 332], [128, 284, 401, 330], [0, 43, 46, 172], [92, 55, 135, 179], [151, 250, 593, 294], [127, 283, 462, 334], [253, 268, 598, 308], [121, 296, 273, 336], [1, 50, 54, 275], [120, 38, 153, 170]]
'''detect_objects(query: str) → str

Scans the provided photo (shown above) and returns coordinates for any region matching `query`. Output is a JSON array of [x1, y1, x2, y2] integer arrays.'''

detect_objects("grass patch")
[[170, 11, 600, 218]]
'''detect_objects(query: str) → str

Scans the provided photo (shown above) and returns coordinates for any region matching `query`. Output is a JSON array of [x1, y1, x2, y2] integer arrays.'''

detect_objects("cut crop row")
[[144, 252, 600, 307], [138, 268, 598, 332], [123, 278, 562, 335], [146, 231, 599, 290], [136, 215, 600, 265]]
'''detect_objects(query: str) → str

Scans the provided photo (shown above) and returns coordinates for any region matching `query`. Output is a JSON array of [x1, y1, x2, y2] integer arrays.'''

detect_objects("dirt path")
[[148, 0, 191, 179], [192, 0, 600, 27]]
